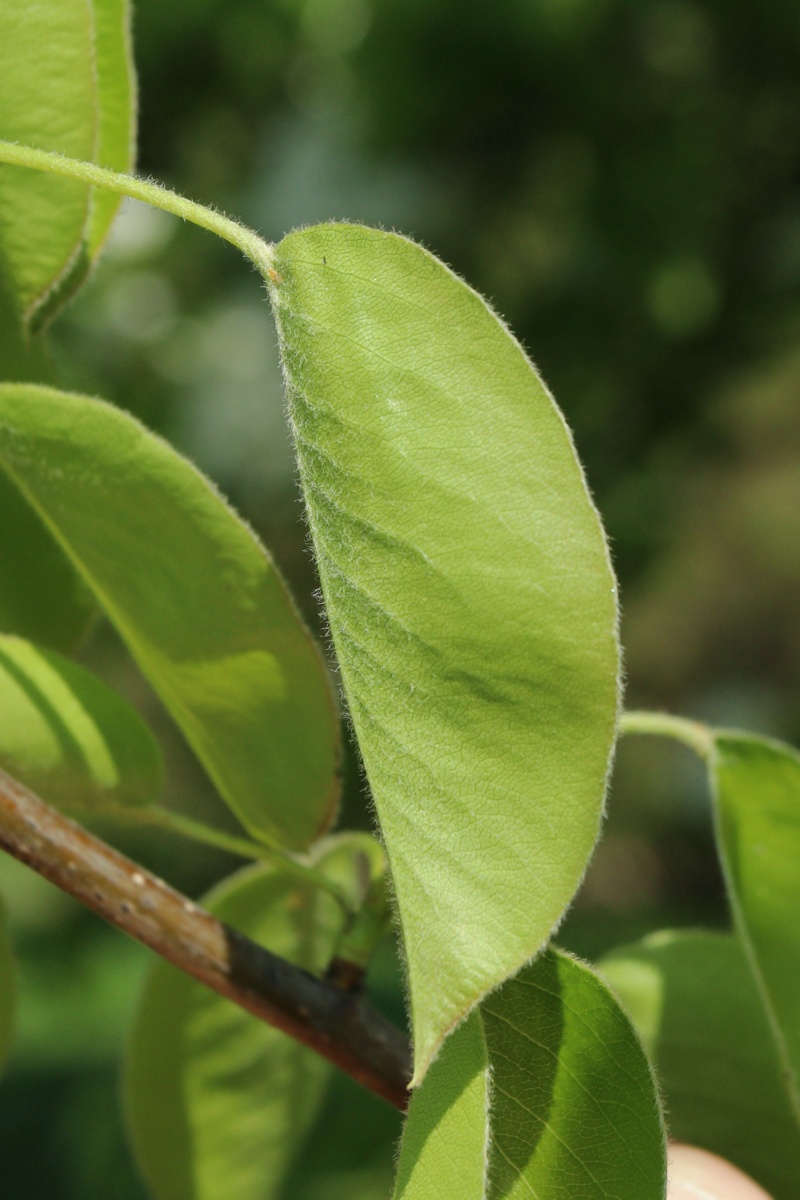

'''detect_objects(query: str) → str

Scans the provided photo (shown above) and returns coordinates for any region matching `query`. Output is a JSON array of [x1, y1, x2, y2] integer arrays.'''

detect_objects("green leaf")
[[0, 268, 96, 653], [0, 383, 340, 850], [0, 468, 95, 653], [0, 0, 135, 330], [270, 223, 620, 1081], [88, 0, 137, 256], [125, 835, 378, 1200], [710, 732, 800, 1116], [0, 894, 15, 1074], [0, 633, 161, 811], [394, 948, 666, 1199], [602, 930, 800, 1200]]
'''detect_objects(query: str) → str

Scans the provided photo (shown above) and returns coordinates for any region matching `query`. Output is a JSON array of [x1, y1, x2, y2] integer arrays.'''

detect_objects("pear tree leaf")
[[394, 948, 666, 1199], [0, 633, 161, 812], [0, 245, 96, 652], [0, 894, 15, 1075], [124, 835, 381, 1200], [269, 223, 620, 1081], [710, 732, 800, 1116], [0, 383, 341, 850], [602, 930, 800, 1200], [89, 0, 137, 256], [0, 0, 135, 331]]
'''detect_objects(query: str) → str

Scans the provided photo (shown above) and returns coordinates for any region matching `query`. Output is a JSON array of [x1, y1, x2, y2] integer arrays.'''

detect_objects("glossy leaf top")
[[394, 949, 666, 1199], [0, 895, 14, 1075], [710, 732, 800, 1115], [0, 384, 340, 850], [603, 930, 800, 1200], [0, 0, 135, 330], [125, 836, 381, 1200], [270, 223, 620, 1080], [0, 633, 161, 812]]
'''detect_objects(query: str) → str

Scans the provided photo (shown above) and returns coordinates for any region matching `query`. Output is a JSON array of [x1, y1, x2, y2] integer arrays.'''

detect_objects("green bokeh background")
[[1, 0, 799, 1194]]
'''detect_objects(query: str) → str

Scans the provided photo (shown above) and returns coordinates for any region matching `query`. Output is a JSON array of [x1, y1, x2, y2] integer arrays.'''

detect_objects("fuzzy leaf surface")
[[125, 836, 379, 1200], [394, 948, 666, 1199], [0, 384, 340, 849], [0, 633, 161, 811], [602, 930, 800, 1200], [270, 223, 619, 1080], [710, 732, 800, 1113], [0, 0, 135, 329]]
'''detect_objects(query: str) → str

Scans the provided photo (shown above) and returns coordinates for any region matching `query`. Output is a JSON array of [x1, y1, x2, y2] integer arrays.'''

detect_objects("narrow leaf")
[[125, 836, 378, 1200], [394, 949, 666, 1199], [602, 930, 800, 1200], [710, 732, 800, 1115], [270, 223, 620, 1080], [0, 0, 135, 330], [0, 894, 15, 1074], [0, 633, 161, 811], [0, 383, 340, 849]]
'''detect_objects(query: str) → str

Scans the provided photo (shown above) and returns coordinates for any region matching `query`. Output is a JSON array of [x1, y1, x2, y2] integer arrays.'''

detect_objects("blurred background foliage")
[[1, 0, 799, 1195]]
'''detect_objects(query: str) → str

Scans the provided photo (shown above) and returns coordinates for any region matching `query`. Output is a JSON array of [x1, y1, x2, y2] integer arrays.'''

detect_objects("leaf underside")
[[603, 930, 800, 1200], [0, 633, 162, 812], [270, 222, 620, 1081], [125, 836, 380, 1200], [0, 0, 135, 331], [0, 383, 341, 850], [710, 732, 800, 1119], [395, 948, 666, 1199]]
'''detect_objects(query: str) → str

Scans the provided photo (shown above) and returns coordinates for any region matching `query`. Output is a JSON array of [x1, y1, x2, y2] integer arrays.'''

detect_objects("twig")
[[0, 768, 411, 1110]]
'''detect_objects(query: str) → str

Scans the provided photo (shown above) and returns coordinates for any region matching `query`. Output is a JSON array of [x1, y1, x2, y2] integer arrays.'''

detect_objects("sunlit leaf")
[[0, 383, 340, 849], [0, 894, 15, 1074], [125, 835, 381, 1200], [602, 930, 800, 1200], [710, 732, 800, 1115], [394, 948, 666, 1199], [270, 223, 620, 1081], [89, 0, 137, 255], [0, 0, 135, 330], [0, 633, 161, 811]]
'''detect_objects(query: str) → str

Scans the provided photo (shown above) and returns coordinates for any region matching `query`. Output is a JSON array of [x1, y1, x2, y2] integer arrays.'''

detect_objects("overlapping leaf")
[[0, 247, 95, 652], [0, 0, 135, 331], [710, 733, 800, 1116], [602, 930, 800, 1200], [0, 895, 14, 1074], [0, 384, 340, 850], [270, 223, 620, 1081], [394, 948, 666, 1199], [0, 633, 161, 812], [125, 835, 382, 1200]]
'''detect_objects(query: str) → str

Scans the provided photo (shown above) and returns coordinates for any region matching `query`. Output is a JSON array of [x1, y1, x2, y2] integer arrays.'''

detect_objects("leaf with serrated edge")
[[0, 383, 340, 850], [603, 930, 800, 1200], [710, 733, 800, 1118], [0, 894, 15, 1074], [269, 223, 619, 1081], [0, 633, 161, 812], [394, 948, 666, 1199], [125, 835, 381, 1200]]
